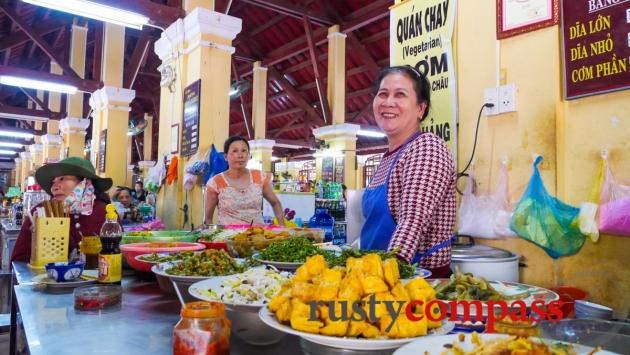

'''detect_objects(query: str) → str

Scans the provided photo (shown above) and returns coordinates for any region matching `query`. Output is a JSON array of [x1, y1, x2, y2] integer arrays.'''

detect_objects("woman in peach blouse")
[[205, 136, 284, 226]]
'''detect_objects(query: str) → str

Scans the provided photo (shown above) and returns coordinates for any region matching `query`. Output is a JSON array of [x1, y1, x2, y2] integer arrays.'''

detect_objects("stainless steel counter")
[[11, 262, 303, 355]]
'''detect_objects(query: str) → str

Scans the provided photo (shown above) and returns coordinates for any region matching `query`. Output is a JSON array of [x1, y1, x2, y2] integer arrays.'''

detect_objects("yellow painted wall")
[[456, 0, 630, 316]]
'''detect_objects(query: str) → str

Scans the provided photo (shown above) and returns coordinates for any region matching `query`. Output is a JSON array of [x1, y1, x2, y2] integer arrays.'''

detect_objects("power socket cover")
[[483, 87, 499, 115]]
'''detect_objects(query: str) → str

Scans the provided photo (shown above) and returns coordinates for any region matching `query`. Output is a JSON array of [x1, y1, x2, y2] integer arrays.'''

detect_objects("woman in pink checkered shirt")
[[360, 66, 457, 278]]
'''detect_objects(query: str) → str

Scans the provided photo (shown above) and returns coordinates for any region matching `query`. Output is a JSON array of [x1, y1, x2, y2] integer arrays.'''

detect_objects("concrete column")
[[29, 144, 44, 171], [41, 134, 63, 163], [313, 123, 360, 189], [89, 86, 135, 186], [327, 25, 347, 125], [154, 7, 242, 229], [252, 61, 268, 139], [19, 152, 31, 190], [185, 0, 215, 12], [143, 113, 153, 161], [249, 139, 275, 172], [67, 23, 88, 117], [13, 158, 21, 189], [60, 117, 90, 158]]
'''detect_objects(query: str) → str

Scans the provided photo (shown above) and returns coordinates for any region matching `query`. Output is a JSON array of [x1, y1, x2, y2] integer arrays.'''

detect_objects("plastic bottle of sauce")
[[98, 204, 123, 284], [174, 301, 230, 355]]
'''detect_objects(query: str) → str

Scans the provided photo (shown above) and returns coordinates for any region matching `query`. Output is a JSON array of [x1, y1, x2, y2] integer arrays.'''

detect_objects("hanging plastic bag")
[[183, 173, 197, 191], [184, 149, 210, 176], [166, 156, 178, 185], [578, 155, 605, 242], [204, 144, 228, 185], [144, 158, 166, 193], [598, 153, 630, 236], [510, 156, 585, 258], [457, 161, 516, 239]]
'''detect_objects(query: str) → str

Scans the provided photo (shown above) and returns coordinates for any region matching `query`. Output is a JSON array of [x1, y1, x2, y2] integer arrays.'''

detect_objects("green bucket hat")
[[35, 157, 113, 195]]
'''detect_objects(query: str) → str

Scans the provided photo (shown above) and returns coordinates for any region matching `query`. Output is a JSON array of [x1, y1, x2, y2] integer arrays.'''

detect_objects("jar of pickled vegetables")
[[173, 301, 231, 355]]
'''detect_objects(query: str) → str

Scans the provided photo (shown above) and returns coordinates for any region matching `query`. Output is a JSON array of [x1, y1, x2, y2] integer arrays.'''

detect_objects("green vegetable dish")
[[435, 270, 530, 301], [258, 238, 416, 279], [139, 252, 194, 263], [165, 249, 246, 277]]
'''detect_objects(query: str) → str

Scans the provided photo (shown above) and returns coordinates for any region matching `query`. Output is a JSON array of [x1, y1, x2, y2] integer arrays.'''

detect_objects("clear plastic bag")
[[184, 149, 210, 176], [458, 161, 516, 239], [598, 154, 630, 236], [510, 156, 585, 258], [578, 156, 605, 242], [144, 158, 166, 193]]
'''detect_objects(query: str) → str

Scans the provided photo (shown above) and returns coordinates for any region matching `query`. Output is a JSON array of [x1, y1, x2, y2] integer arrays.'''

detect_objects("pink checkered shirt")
[[367, 132, 456, 268]]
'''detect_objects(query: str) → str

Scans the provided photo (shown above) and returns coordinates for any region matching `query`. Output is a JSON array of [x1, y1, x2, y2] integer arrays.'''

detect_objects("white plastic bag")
[[598, 154, 630, 236], [458, 161, 516, 239], [184, 149, 210, 176], [144, 158, 166, 193]]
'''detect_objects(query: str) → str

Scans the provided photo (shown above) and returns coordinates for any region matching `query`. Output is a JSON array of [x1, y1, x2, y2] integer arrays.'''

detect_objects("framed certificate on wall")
[[497, 0, 558, 39], [171, 123, 179, 154]]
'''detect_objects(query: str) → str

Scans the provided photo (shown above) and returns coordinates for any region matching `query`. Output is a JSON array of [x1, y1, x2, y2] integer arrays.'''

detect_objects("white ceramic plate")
[[189, 276, 267, 313], [32, 269, 98, 289], [414, 268, 432, 278], [258, 307, 455, 351], [433, 279, 559, 317], [393, 333, 617, 355], [252, 255, 304, 270]]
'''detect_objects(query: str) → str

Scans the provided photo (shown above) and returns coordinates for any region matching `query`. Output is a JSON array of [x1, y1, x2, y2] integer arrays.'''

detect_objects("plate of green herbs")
[[253, 236, 330, 270]]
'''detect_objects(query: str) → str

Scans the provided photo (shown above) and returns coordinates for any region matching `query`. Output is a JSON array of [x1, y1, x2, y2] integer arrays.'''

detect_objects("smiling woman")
[[360, 66, 457, 278], [204, 136, 285, 226]]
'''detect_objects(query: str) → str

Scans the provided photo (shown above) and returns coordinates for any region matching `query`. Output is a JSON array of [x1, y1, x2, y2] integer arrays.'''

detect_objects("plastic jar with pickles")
[[173, 301, 231, 355]]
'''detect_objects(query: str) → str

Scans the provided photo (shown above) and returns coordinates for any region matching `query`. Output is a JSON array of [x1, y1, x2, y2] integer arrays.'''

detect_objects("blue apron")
[[360, 132, 454, 265]]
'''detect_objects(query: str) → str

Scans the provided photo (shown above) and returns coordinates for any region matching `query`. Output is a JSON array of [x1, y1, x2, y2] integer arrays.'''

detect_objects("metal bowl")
[[227, 308, 285, 346]]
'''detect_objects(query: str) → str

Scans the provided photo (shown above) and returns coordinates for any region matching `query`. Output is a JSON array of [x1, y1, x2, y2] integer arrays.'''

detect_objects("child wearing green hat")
[[11, 157, 116, 263]]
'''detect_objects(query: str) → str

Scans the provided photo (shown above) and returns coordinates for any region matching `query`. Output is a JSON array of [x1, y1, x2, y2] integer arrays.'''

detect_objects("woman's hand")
[[262, 183, 284, 226]]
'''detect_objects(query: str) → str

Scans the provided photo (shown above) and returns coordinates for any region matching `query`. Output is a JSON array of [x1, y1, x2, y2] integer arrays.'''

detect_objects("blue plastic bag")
[[510, 156, 585, 258], [203, 144, 228, 185]]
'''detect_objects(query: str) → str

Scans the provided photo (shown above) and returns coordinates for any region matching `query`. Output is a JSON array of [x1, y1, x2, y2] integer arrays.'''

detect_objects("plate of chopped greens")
[[252, 237, 333, 270]]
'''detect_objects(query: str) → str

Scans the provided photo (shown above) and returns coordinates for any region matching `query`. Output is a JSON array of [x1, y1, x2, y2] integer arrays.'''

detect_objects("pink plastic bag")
[[457, 161, 516, 239], [598, 155, 630, 236]]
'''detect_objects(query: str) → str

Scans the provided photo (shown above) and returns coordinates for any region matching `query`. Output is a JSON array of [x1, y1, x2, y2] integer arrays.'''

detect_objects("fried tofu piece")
[[269, 296, 292, 323], [390, 283, 410, 302], [291, 281, 316, 302], [320, 320, 349, 337], [361, 275, 388, 294], [290, 299, 323, 334], [361, 323, 381, 338], [407, 287, 436, 304], [316, 268, 343, 300], [382, 258, 400, 288], [305, 254, 327, 276], [338, 275, 363, 302], [361, 254, 384, 278], [405, 277, 431, 290], [346, 320, 367, 337]]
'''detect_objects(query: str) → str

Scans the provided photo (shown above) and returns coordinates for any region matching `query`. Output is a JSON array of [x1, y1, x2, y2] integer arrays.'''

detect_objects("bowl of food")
[[224, 227, 291, 258], [45, 261, 85, 282], [133, 251, 195, 273], [151, 249, 248, 297], [121, 230, 199, 244], [74, 284, 122, 313], [197, 229, 239, 252], [121, 242, 205, 272], [189, 268, 291, 345]]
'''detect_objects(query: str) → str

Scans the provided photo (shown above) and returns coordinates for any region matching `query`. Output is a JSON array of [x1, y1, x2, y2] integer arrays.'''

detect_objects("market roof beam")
[[303, 15, 331, 124], [19, 88, 51, 114], [346, 33, 380, 79], [232, 61, 253, 139], [268, 67, 324, 124], [124, 32, 152, 89], [89, 0, 184, 29], [0, 64, 101, 93], [238, 0, 333, 27], [0, 16, 67, 52], [238, 0, 392, 76], [0, 3, 80, 78]]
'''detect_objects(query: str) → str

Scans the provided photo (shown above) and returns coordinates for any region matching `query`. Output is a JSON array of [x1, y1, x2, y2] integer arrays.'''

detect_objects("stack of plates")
[[574, 300, 613, 320]]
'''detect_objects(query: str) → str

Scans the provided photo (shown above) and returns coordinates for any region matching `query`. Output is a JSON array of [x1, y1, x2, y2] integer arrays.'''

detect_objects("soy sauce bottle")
[[98, 204, 123, 284]]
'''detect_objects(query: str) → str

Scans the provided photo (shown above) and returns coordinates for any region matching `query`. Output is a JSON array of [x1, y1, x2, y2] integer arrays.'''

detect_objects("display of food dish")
[[224, 227, 292, 258], [121, 242, 205, 272], [261, 253, 455, 350], [121, 230, 199, 244], [45, 261, 85, 282], [74, 285, 123, 313], [392, 332, 612, 355]]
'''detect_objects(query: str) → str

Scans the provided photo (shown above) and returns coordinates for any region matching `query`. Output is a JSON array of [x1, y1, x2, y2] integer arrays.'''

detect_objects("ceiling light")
[[271, 156, 280, 161], [357, 129, 387, 138], [0, 112, 48, 122], [0, 75, 77, 94], [275, 143, 306, 149], [0, 142, 23, 148], [0, 130, 34, 139], [0, 149, 17, 155], [313, 150, 344, 158], [21, 0, 149, 30]]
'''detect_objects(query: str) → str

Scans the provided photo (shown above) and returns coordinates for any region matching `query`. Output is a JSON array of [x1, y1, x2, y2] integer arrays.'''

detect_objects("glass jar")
[[173, 302, 231, 355]]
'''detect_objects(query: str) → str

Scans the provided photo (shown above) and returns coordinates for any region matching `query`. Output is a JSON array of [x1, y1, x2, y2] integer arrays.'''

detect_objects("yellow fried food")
[[361, 275, 389, 294], [291, 281, 316, 302], [269, 296, 292, 323], [315, 268, 343, 300], [382, 258, 400, 288], [290, 298, 323, 334]]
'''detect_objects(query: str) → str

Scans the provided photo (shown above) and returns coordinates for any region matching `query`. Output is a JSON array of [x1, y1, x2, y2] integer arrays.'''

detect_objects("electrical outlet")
[[483, 87, 499, 115], [498, 83, 516, 113]]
